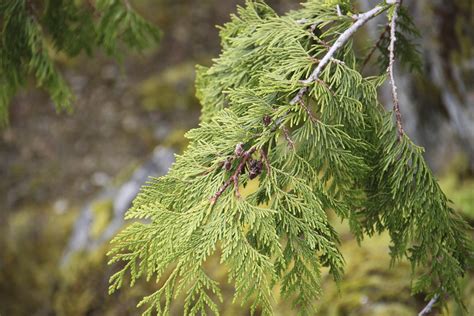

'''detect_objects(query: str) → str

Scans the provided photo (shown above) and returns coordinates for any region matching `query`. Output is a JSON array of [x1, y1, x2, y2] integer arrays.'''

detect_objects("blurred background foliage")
[[0, 0, 473, 315]]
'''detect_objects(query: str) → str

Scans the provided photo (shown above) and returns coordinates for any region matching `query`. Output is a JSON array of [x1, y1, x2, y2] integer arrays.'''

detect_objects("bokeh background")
[[1, 0, 473, 315]]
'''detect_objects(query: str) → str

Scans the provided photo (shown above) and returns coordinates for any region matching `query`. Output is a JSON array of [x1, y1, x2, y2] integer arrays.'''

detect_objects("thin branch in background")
[[387, 0, 405, 139], [361, 23, 389, 71], [291, 4, 387, 105], [418, 294, 439, 316]]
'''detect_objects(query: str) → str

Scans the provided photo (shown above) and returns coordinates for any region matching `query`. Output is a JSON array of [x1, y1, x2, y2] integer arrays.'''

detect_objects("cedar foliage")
[[0, 0, 160, 125], [108, 1, 474, 315]]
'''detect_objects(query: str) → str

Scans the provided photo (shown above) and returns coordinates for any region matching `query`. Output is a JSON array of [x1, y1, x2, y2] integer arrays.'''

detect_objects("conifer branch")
[[291, 3, 385, 123], [291, 4, 387, 105], [316, 38, 331, 49], [387, 0, 404, 139], [418, 294, 439, 316], [107, 1, 474, 313]]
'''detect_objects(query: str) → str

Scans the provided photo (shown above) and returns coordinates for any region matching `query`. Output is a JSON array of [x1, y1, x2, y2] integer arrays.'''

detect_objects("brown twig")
[[315, 79, 336, 96], [301, 20, 330, 49], [297, 98, 318, 123], [316, 39, 331, 49], [210, 147, 256, 204], [281, 125, 295, 149], [268, 116, 294, 148], [260, 149, 271, 174]]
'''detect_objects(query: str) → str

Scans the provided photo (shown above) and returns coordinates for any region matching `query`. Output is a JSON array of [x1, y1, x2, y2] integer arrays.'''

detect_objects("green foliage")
[[108, 1, 474, 315], [0, 0, 160, 125], [365, 119, 473, 303]]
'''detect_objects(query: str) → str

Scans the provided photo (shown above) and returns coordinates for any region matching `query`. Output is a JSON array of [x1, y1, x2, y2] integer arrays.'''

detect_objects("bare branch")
[[387, 0, 405, 139], [418, 294, 439, 316], [290, 5, 387, 106]]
